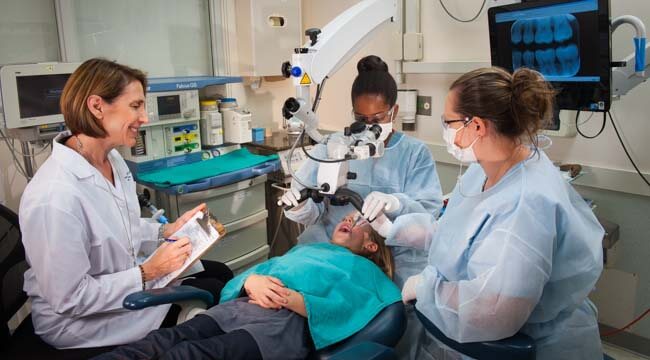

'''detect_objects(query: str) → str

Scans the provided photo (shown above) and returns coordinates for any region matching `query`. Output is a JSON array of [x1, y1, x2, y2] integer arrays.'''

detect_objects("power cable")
[[607, 111, 650, 187], [577, 111, 595, 126], [0, 129, 30, 179], [7, 140, 51, 157], [269, 204, 285, 256], [574, 109, 649, 187], [575, 110, 606, 139], [286, 130, 319, 190], [601, 308, 650, 337], [301, 140, 347, 163], [438, 0, 487, 23]]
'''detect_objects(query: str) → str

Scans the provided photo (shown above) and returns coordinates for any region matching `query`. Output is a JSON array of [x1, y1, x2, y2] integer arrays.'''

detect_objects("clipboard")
[[147, 211, 226, 289]]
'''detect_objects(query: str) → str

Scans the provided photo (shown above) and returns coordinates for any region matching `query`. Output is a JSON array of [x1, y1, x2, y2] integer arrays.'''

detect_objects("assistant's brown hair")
[[366, 230, 395, 280], [450, 67, 555, 148], [60, 58, 147, 138]]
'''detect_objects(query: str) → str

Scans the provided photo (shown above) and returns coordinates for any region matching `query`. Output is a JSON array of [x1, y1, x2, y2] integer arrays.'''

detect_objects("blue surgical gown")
[[286, 132, 443, 286], [389, 150, 604, 359]]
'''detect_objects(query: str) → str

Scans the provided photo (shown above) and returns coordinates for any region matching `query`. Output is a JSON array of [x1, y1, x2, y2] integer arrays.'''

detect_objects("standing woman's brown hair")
[[449, 67, 556, 149], [60, 58, 147, 138]]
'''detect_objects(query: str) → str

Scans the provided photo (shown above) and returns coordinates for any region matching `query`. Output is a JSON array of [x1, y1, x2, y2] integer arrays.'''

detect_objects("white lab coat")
[[20, 132, 169, 349]]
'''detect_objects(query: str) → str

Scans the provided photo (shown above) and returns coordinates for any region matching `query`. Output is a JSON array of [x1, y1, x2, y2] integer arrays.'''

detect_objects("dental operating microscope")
[[279, 0, 398, 212]]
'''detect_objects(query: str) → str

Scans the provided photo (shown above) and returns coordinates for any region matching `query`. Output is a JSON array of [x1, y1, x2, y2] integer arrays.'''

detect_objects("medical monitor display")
[[16, 74, 70, 118], [1, 63, 79, 129], [488, 0, 611, 111], [157, 95, 182, 119]]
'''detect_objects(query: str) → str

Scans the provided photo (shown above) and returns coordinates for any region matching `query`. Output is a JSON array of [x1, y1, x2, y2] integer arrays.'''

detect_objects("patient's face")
[[331, 212, 375, 254]]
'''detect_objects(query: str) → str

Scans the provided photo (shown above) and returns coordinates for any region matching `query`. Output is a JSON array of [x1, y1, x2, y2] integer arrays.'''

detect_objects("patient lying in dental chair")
[[95, 213, 400, 360]]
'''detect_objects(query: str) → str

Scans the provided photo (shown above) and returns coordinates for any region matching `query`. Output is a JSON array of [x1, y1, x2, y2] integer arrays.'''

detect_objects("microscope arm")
[[611, 15, 649, 98], [282, 0, 397, 143], [295, 0, 397, 86], [612, 44, 650, 98]]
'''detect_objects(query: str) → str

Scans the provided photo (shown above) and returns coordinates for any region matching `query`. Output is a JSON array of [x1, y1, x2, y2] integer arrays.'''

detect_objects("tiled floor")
[[604, 343, 649, 360]]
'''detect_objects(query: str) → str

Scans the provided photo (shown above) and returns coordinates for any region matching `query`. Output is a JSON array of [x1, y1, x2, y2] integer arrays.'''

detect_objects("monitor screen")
[[16, 74, 70, 118], [1, 62, 80, 129], [488, 0, 611, 111], [157, 95, 181, 116]]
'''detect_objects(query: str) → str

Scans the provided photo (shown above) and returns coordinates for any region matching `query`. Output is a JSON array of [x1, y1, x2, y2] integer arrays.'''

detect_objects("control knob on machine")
[[281, 61, 292, 78], [305, 28, 321, 46]]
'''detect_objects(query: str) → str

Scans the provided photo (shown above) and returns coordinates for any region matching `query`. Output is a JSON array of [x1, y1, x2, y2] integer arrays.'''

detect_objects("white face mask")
[[442, 125, 479, 163], [377, 122, 393, 142]]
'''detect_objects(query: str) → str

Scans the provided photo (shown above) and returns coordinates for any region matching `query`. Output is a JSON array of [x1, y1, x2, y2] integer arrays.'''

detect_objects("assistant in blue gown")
[[393, 67, 604, 359], [392, 152, 603, 359]]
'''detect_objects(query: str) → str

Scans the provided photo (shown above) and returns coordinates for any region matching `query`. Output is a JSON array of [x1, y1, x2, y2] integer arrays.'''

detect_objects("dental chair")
[[0, 204, 116, 359], [0, 204, 212, 359], [414, 306, 535, 360], [414, 306, 616, 360], [124, 288, 407, 360]]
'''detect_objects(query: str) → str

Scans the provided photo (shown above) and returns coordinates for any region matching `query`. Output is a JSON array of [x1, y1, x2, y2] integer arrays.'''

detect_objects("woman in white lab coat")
[[19, 58, 233, 355], [394, 67, 604, 359]]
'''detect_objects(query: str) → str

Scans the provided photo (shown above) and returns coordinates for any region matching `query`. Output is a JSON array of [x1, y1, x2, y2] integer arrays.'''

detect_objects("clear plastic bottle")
[[219, 98, 252, 143], [200, 100, 223, 146], [218, 97, 238, 111]]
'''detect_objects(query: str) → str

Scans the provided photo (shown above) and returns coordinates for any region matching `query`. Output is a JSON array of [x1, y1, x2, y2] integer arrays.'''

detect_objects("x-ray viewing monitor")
[[488, 0, 612, 112]]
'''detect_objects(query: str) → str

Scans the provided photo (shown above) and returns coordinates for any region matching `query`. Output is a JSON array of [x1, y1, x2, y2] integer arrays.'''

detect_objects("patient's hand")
[[283, 289, 307, 317], [244, 275, 290, 310]]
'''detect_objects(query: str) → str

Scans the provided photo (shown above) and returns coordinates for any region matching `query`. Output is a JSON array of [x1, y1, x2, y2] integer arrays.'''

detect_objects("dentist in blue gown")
[[279, 55, 443, 287], [390, 67, 604, 359]]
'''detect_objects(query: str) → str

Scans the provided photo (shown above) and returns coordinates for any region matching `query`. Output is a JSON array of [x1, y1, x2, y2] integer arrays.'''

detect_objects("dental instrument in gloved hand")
[[278, 187, 311, 211], [348, 212, 370, 231], [362, 191, 400, 221], [368, 212, 392, 238]]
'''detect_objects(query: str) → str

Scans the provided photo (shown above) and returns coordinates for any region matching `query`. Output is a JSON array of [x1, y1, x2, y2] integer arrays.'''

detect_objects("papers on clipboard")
[[147, 211, 225, 289]]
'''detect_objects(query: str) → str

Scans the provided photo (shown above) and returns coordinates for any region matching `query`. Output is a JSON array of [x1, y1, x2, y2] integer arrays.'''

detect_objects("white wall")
[[0, 0, 60, 64], [60, 0, 213, 77]]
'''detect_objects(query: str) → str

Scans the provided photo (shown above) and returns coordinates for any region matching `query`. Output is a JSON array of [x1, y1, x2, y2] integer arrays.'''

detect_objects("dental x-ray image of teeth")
[[510, 14, 580, 77]]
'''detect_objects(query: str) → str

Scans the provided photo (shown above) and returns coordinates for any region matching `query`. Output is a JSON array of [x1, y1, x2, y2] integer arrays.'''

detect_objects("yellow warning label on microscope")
[[300, 73, 312, 85]]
